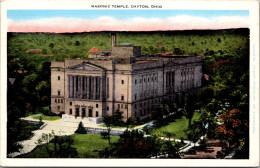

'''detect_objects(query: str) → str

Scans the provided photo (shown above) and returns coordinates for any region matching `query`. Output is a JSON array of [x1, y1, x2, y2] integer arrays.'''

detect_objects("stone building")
[[51, 33, 202, 122]]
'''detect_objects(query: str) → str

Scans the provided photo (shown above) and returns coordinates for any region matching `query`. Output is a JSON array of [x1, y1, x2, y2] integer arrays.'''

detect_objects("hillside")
[[7, 28, 249, 61]]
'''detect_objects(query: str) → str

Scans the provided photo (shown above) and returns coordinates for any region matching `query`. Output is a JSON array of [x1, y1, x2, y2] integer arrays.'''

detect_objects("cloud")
[[7, 15, 249, 33]]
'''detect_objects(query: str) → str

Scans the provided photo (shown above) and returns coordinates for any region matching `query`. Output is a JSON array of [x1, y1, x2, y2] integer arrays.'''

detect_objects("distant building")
[[51, 33, 202, 122], [25, 49, 42, 54]]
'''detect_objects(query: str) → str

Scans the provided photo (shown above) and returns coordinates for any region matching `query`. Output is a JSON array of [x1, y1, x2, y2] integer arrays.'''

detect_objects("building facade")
[[51, 33, 202, 121]]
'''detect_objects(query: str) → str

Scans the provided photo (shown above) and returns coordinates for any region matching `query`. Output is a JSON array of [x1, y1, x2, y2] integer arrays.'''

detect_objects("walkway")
[[159, 137, 201, 153], [8, 115, 132, 158]]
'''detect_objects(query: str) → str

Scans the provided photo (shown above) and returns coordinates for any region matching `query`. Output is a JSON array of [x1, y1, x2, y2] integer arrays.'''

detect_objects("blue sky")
[[7, 10, 249, 20]]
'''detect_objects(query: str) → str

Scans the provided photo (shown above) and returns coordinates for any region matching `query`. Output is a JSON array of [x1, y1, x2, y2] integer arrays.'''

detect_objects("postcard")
[[0, 0, 259, 167]]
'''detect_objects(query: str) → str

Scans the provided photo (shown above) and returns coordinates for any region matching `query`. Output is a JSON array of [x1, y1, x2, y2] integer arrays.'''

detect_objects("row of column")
[[181, 68, 194, 91], [69, 75, 101, 100], [166, 71, 175, 89]]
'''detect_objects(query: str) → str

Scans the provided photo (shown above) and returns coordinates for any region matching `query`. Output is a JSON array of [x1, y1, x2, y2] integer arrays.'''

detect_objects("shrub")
[[75, 122, 87, 134], [101, 132, 109, 139]]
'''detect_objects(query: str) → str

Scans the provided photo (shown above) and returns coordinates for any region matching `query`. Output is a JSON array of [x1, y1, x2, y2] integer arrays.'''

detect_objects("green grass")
[[17, 134, 119, 158], [150, 112, 201, 140], [32, 114, 61, 121]]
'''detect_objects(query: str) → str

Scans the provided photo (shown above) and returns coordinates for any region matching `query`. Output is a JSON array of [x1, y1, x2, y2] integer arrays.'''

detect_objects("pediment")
[[165, 60, 179, 67], [68, 62, 103, 71]]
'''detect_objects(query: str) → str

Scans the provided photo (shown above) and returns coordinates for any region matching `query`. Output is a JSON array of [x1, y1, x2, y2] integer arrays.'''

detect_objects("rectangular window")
[[58, 76, 60, 80], [121, 80, 124, 84], [70, 109, 72, 114], [96, 104, 99, 108], [118, 104, 120, 109], [58, 91, 60, 95], [125, 104, 128, 108], [121, 104, 124, 108], [135, 94, 137, 100], [107, 106, 109, 111], [61, 99, 63, 103], [96, 111, 99, 117], [135, 79, 137, 84], [55, 99, 57, 103], [121, 95, 124, 100], [70, 102, 72, 106], [58, 99, 60, 103], [135, 104, 137, 109]]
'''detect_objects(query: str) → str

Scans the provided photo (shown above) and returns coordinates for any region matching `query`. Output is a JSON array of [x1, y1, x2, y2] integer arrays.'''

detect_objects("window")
[[140, 79, 142, 83], [58, 69, 60, 71], [125, 104, 128, 108], [96, 104, 99, 108], [121, 80, 124, 84], [70, 102, 72, 106], [107, 106, 109, 111], [148, 78, 149, 82], [121, 95, 124, 100], [58, 99, 60, 103], [135, 104, 137, 109], [58, 91, 60, 95], [58, 76, 60, 80], [69, 109, 72, 114], [121, 104, 124, 108], [144, 78, 146, 82], [135, 94, 137, 100], [96, 111, 99, 117], [118, 104, 120, 109], [152, 77, 154, 81], [135, 80, 137, 84], [61, 99, 63, 103], [55, 99, 57, 103]]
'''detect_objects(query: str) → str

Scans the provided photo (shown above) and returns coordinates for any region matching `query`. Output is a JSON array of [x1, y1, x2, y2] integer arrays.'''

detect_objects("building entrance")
[[89, 108, 93, 117], [75, 108, 79, 117], [82, 108, 86, 118]]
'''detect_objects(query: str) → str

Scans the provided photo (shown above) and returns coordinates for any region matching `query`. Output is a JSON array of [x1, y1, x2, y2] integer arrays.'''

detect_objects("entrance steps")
[[61, 114, 102, 124]]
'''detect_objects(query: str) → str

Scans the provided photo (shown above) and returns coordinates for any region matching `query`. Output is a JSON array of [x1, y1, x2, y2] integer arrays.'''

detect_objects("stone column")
[[96, 77, 100, 100], [80, 76, 83, 99], [93, 77, 97, 100], [86, 76, 89, 99], [69, 75, 72, 98], [73, 76, 77, 98], [90, 76, 94, 99]]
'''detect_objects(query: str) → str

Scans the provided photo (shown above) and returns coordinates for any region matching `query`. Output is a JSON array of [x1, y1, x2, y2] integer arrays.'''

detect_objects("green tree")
[[103, 116, 113, 146], [187, 120, 207, 146], [183, 92, 198, 128]]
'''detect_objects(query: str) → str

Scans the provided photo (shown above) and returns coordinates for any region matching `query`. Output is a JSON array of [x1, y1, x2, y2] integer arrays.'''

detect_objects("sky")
[[7, 10, 249, 33]]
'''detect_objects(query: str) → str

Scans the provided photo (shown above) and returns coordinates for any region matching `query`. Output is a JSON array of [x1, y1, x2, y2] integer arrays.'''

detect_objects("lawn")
[[150, 112, 201, 140], [17, 134, 119, 158], [32, 114, 61, 121]]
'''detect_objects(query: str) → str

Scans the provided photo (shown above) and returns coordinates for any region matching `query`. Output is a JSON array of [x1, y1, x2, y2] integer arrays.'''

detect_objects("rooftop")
[[119, 43, 133, 46]]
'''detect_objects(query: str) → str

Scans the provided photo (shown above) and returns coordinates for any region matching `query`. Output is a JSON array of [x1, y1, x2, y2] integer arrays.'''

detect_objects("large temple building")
[[51, 33, 202, 122]]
